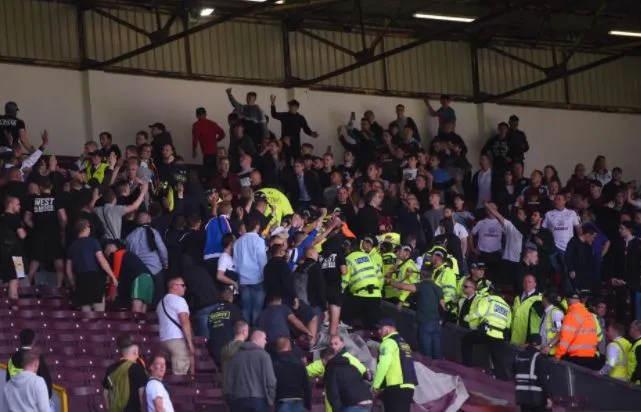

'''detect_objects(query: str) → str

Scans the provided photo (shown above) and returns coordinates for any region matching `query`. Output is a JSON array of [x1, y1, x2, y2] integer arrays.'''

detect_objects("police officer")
[[461, 286, 512, 381], [430, 246, 458, 321], [342, 238, 382, 329], [457, 261, 492, 299], [386, 245, 419, 309], [361, 235, 382, 276], [514, 335, 553, 412], [0, 101, 34, 155], [373, 318, 417, 412], [458, 278, 481, 329]]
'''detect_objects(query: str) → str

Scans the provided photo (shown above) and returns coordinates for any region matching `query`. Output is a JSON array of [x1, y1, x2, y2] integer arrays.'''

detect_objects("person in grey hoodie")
[[2, 349, 50, 412], [227, 328, 276, 412]]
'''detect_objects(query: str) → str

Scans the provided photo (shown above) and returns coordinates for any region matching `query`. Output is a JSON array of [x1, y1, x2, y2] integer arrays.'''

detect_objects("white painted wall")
[[2, 63, 641, 182]]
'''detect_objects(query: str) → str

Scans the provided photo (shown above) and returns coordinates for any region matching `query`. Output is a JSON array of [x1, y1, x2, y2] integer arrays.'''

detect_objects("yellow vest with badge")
[[627, 338, 641, 384], [344, 251, 381, 298], [609, 337, 631, 381], [85, 163, 108, 184], [396, 259, 419, 305], [543, 306, 564, 356], [459, 294, 483, 329], [475, 294, 512, 339], [511, 293, 542, 345], [433, 263, 457, 312], [366, 248, 383, 282]]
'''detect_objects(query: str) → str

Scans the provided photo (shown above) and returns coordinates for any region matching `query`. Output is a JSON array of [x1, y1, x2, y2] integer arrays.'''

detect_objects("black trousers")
[[562, 354, 601, 371], [341, 294, 381, 330], [461, 330, 511, 381], [379, 386, 414, 412], [202, 154, 217, 181]]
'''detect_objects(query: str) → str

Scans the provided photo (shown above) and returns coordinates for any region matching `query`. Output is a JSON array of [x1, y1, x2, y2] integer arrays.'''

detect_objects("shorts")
[[131, 274, 154, 304], [29, 234, 65, 262], [326, 284, 343, 307]]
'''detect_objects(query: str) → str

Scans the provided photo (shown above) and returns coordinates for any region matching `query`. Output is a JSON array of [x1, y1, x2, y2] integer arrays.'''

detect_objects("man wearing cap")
[[270, 95, 318, 163], [507, 114, 529, 166], [430, 246, 458, 320], [373, 319, 417, 412], [384, 244, 418, 309], [0, 101, 34, 155], [192, 107, 226, 179], [553, 292, 599, 370], [361, 235, 383, 276], [342, 238, 382, 329], [461, 285, 512, 380], [513, 335, 553, 412], [458, 261, 492, 298]]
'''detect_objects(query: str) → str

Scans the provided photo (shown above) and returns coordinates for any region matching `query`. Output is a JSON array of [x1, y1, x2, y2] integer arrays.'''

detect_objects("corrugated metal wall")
[[0, 0, 78, 63], [3, 0, 641, 110], [568, 52, 641, 108], [289, 29, 384, 89], [383, 39, 472, 96], [478, 46, 566, 103]]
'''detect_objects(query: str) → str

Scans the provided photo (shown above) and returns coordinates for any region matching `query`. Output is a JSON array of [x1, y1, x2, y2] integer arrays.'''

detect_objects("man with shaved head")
[[272, 336, 311, 411]]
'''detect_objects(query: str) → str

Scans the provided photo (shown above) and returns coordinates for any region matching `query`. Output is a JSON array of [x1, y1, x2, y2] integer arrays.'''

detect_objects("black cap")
[[89, 150, 103, 157], [566, 292, 580, 300], [148, 122, 166, 131], [362, 235, 378, 247], [509, 115, 519, 122], [196, 107, 206, 116], [470, 262, 487, 270], [287, 99, 300, 107], [376, 318, 396, 328], [5, 101, 18, 114]]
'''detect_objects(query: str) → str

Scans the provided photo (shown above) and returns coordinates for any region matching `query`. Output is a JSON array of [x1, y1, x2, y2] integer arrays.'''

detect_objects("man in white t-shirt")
[[542, 193, 581, 276], [157, 277, 195, 375], [434, 207, 469, 256], [145, 355, 174, 412]]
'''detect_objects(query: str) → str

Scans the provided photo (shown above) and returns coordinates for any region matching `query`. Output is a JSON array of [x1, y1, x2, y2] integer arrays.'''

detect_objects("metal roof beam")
[[85, 0, 340, 70], [288, 0, 537, 87], [480, 44, 641, 103]]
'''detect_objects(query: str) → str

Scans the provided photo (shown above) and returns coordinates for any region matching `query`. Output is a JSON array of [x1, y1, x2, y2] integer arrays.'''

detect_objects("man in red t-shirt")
[[192, 107, 226, 180]]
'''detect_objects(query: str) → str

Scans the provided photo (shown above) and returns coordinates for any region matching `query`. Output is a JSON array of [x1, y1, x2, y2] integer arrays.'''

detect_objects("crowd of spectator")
[[1, 88, 641, 412]]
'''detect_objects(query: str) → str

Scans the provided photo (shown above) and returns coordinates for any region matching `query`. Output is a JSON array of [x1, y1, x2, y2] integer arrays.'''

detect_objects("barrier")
[[381, 301, 641, 411]]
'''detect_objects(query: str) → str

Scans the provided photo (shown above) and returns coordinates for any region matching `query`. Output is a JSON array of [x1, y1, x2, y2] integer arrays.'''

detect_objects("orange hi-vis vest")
[[555, 302, 598, 359], [108, 249, 126, 298]]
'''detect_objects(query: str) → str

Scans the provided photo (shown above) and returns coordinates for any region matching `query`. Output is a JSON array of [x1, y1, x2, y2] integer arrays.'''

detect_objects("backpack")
[[107, 360, 135, 412]]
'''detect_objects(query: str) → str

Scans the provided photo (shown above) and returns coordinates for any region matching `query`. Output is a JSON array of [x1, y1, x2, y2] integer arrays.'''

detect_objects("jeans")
[[195, 304, 218, 338], [277, 400, 306, 412], [230, 397, 269, 412], [240, 283, 265, 326], [418, 320, 442, 359]]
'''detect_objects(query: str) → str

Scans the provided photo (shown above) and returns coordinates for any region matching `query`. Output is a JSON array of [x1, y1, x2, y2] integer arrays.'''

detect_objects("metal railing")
[[380, 301, 641, 411]]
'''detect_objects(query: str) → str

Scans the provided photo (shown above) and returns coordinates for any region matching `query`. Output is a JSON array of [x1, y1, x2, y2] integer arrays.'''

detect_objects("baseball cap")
[[362, 235, 377, 247], [376, 318, 396, 328], [148, 122, 166, 131], [566, 292, 580, 300], [470, 262, 487, 270]]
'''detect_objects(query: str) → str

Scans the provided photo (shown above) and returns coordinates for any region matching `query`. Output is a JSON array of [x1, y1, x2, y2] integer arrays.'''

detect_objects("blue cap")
[[376, 318, 396, 328]]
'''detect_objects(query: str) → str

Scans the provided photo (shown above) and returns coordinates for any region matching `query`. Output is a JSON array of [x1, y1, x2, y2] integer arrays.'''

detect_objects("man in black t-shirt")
[[0, 102, 34, 155], [207, 288, 243, 366], [102, 340, 148, 412], [320, 221, 347, 336], [0, 195, 27, 300], [24, 179, 67, 288]]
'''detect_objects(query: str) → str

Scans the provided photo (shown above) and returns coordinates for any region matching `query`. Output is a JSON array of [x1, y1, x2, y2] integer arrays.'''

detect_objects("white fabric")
[[540, 306, 564, 348], [434, 222, 469, 240], [471, 219, 503, 253], [501, 219, 523, 262], [157, 294, 189, 341], [542, 208, 581, 251], [217, 252, 236, 273], [412, 362, 469, 412], [476, 169, 492, 209], [145, 379, 175, 412], [606, 340, 622, 368]]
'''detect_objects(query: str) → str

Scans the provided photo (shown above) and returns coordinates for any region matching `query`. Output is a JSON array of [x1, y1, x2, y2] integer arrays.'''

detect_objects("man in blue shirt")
[[426, 94, 456, 132], [233, 216, 268, 325]]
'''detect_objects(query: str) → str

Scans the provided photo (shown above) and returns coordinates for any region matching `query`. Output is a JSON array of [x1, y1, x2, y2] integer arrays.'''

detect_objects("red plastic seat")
[[163, 374, 194, 385], [13, 309, 46, 318], [45, 310, 79, 319], [55, 370, 98, 385]]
